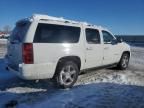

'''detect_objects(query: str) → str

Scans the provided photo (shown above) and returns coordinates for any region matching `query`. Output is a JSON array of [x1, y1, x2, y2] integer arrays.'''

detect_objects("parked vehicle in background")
[[5, 14, 131, 88], [0, 33, 10, 39]]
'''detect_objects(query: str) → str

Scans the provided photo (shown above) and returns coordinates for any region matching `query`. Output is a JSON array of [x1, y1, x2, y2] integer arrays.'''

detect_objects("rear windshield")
[[34, 23, 81, 43], [10, 21, 31, 42]]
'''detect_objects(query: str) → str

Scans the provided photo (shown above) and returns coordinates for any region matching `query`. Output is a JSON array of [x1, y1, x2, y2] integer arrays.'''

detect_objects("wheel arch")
[[118, 50, 131, 63], [122, 51, 131, 58], [53, 56, 81, 78]]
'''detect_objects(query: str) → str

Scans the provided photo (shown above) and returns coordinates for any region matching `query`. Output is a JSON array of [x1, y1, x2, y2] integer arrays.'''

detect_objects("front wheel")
[[117, 53, 130, 70], [55, 61, 79, 88]]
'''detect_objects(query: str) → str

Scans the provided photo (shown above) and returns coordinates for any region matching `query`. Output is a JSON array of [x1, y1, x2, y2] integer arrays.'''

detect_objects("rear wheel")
[[55, 61, 79, 88], [117, 53, 130, 70]]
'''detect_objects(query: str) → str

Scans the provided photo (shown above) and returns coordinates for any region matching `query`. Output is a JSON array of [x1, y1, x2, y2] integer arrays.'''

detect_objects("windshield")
[[10, 21, 31, 43]]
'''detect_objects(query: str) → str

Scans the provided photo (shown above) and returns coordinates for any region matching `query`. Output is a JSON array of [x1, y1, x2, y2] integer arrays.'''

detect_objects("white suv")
[[6, 14, 131, 88]]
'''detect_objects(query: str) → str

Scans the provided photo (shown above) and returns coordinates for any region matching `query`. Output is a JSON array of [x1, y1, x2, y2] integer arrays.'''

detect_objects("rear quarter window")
[[34, 23, 81, 43], [10, 21, 31, 42]]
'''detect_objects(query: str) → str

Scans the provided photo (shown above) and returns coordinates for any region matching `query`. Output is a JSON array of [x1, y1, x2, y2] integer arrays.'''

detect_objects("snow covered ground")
[[0, 41, 144, 108]]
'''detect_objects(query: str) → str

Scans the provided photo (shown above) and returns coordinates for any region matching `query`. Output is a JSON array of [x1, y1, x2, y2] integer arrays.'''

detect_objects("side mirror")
[[111, 39, 118, 45], [116, 37, 123, 43]]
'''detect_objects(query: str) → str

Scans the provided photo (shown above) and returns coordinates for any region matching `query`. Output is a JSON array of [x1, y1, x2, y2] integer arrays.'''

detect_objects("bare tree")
[[3, 25, 11, 33]]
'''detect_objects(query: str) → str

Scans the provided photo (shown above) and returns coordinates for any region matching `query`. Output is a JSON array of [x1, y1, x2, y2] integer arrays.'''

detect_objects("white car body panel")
[[6, 14, 131, 80]]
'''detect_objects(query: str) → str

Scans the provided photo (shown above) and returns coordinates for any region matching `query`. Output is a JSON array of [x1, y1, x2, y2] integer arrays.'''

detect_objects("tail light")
[[22, 43, 33, 64]]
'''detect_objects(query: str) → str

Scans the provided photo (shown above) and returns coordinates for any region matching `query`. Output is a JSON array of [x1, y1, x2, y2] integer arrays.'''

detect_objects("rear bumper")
[[6, 62, 56, 80]]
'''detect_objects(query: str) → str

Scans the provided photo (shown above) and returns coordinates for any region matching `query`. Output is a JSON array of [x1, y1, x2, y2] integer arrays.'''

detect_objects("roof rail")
[[31, 14, 106, 29], [32, 14, 65, 21], [32, 14, 80, 24]]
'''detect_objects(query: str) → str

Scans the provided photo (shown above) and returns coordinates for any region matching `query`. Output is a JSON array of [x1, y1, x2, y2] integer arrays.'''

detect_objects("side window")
[[34, 23, 80, 43], [86, 28, 100, 44], [11, 21, 31, 42], [102, 31, 115, 44]]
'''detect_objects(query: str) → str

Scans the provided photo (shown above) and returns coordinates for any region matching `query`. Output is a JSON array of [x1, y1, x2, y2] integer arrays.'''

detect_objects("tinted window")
[[86, 28, 100, 44], [102, 31, 115, 44], [34, 23, 80, 43], [10, 21, 31, 42]]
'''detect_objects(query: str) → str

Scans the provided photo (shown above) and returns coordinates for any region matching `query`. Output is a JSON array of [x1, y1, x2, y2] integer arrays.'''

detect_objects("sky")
[[0, 0, 144, 35]]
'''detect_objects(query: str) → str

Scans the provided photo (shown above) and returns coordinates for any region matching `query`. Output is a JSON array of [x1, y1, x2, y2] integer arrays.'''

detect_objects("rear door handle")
[[104, 47, 109, 50], [86, 47, 93, 50]]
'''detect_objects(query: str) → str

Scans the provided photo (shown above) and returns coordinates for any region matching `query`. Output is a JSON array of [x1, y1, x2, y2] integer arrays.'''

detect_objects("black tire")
[[55, 61, 79, 88], [117, 53, 130, 70]]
